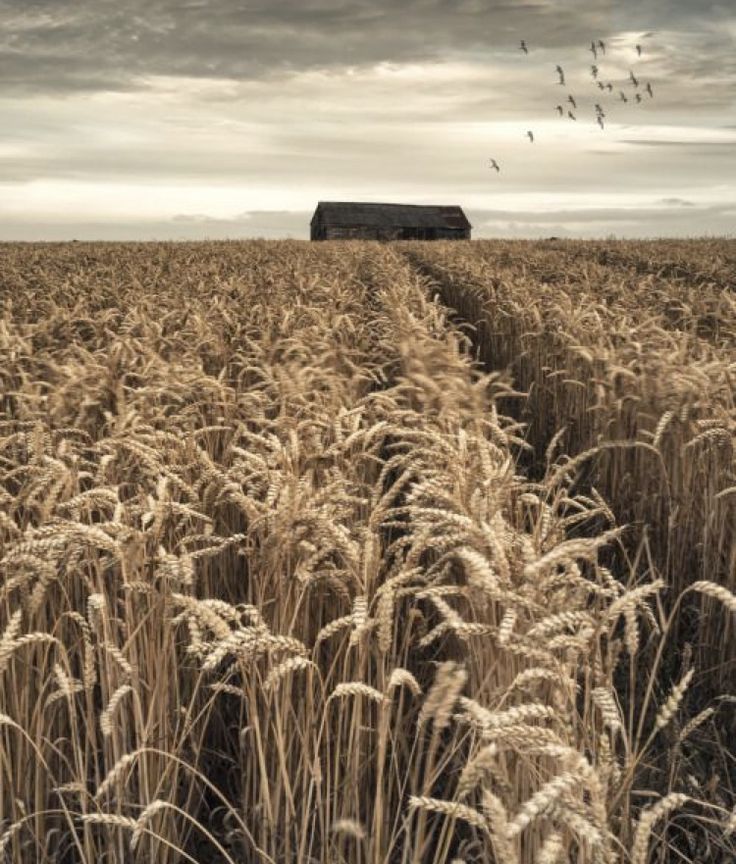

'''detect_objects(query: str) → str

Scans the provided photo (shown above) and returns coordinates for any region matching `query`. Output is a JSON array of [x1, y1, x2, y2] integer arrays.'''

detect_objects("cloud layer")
[[3, 0, 734, 95], [1, 0, 734, 239]]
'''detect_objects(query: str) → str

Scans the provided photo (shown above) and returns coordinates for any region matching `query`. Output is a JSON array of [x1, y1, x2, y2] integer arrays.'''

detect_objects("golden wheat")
[[0, 238, 732, 863]]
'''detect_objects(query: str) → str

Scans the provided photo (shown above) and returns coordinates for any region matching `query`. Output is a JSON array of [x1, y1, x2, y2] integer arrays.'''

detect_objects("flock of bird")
[[489, 37, 655, 172]]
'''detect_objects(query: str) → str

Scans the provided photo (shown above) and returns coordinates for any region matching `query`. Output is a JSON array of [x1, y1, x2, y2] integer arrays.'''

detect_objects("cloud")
[[170, 213, 213, 223], [1, 1, 735, 238], [466, 202, 736, 238], [0, 210, 310, 241], [1, 202, 733, 242], [1, 0, 734, 96], [620, 139, 736, 147]]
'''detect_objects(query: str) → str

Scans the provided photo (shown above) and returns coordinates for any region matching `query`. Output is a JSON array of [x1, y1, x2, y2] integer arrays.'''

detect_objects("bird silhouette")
[[635, 92, 642, 103], [606, 82, 613, 92], [636, 43, 642, 56], [594, 103, 604, 115], [597, 115, 605, 129], [520, 40, 528, 54], [645, 82, 654, 97], [556, 65, 565, 85], [567, 94, 577, 109], [555, 104, 564, 115], [567, 111, 576, 120], [591, 64, 599, 79], [527, 130, 534, 142], [590, 41, 598, 59], [489, 159, 500, 172], [597, 39, 606, 54], [597, 81, 605, 90], [619, 91, 628, 102], [629, 70, 639, 87]]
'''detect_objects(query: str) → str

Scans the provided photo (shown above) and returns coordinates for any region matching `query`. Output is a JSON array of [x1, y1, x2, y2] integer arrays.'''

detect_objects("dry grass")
[[0, 238, 734, 863]]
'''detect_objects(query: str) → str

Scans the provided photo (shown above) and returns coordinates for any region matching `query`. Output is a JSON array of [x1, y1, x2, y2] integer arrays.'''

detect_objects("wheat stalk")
[[100, 684, 133, 737], [631, 793, 689, 864], [654, 669, 693, 732], [408, 795, 489, 834]]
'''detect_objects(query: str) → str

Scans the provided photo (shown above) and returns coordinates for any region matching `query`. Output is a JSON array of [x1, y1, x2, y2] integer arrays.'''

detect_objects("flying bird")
[[635, 92, 642, 103], [567, 111, 576, 120], [555, 104, 564, 115], [489, 159, 500, 172], [606, 82, 614, 92], [527, 130, 534, 142], [597, 81, 605, 90], [619, 90, 628, 102], [590, 41, 598, 59], [629, 70, 639, 87], [594, 103, 604, 115], [556, 65, 565, 85], [591, 64, 599, 79], [567, 94, 577, 109], [597, 39, 606, 54], [636, 43, 642, 56], [645, 82, 654, 97], [597, 115, 605, 129], [520, 40, 528, 54]]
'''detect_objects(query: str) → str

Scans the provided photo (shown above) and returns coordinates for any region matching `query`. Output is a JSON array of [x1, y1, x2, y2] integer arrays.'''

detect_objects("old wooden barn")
[[310, 202, 471, 241]]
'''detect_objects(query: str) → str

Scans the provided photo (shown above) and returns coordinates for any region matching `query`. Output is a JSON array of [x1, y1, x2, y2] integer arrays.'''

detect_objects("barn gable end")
[[310, 202, 471, 241]]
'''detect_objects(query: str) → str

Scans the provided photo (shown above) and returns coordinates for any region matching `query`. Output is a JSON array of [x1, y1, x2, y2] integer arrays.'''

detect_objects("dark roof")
[[311, 202, 471, 230]]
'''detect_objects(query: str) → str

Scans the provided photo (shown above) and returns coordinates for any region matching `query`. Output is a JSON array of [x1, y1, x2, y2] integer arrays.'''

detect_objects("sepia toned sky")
[[1, 0, 735, 240]]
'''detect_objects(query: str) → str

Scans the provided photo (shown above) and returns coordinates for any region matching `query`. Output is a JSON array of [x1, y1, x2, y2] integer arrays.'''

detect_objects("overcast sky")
[[1, 0, 735, 240]]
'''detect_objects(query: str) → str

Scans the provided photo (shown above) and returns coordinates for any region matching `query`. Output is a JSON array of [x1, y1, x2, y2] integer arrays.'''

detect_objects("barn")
[[310, 202, 471, 241]]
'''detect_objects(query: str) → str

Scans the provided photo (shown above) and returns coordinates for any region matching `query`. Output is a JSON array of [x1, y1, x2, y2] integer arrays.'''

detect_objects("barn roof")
[[311, 202, 471, 230]]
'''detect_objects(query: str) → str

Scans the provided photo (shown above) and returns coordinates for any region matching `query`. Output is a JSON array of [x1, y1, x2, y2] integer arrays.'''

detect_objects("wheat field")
[[0, 238, 734, 864]]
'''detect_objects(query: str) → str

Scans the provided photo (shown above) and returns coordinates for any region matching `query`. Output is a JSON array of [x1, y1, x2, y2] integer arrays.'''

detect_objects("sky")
[[1, 0, 735, 240]]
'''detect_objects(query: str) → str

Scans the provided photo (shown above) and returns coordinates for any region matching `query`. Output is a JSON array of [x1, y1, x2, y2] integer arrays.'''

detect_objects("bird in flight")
[[606, 82, 614, 92], [629, 70, 639, 87], [520, 40, 528, 54], [590, 41, 598, 59], [567, 94, 577, 109], [556, 65, 565, 85], [619, 90, 628, 102], [527, 130, 534, 142], [635, 92, 642, 103], [597, 81, 605, 90], [597, 115, 605, 129], [597, 39, 606, 54], [636, 43, 642, 56], [595, 103, 604, 115], [555, 104, 564, 115], [591, 64, 599, 79], [645, 82, 654, 97], [489, 158, 500, 172], [567, 111, 577, 120]]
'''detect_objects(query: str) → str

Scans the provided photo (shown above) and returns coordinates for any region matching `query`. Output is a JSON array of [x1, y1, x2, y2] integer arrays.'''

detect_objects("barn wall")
[[323, 226, 383, 240], [317, 225, 470, 241]]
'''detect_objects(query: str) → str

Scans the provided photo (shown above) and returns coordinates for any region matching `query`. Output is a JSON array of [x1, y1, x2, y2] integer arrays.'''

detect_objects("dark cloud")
[[1, 0, 734, 95], [660, 197, 695, 206]]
